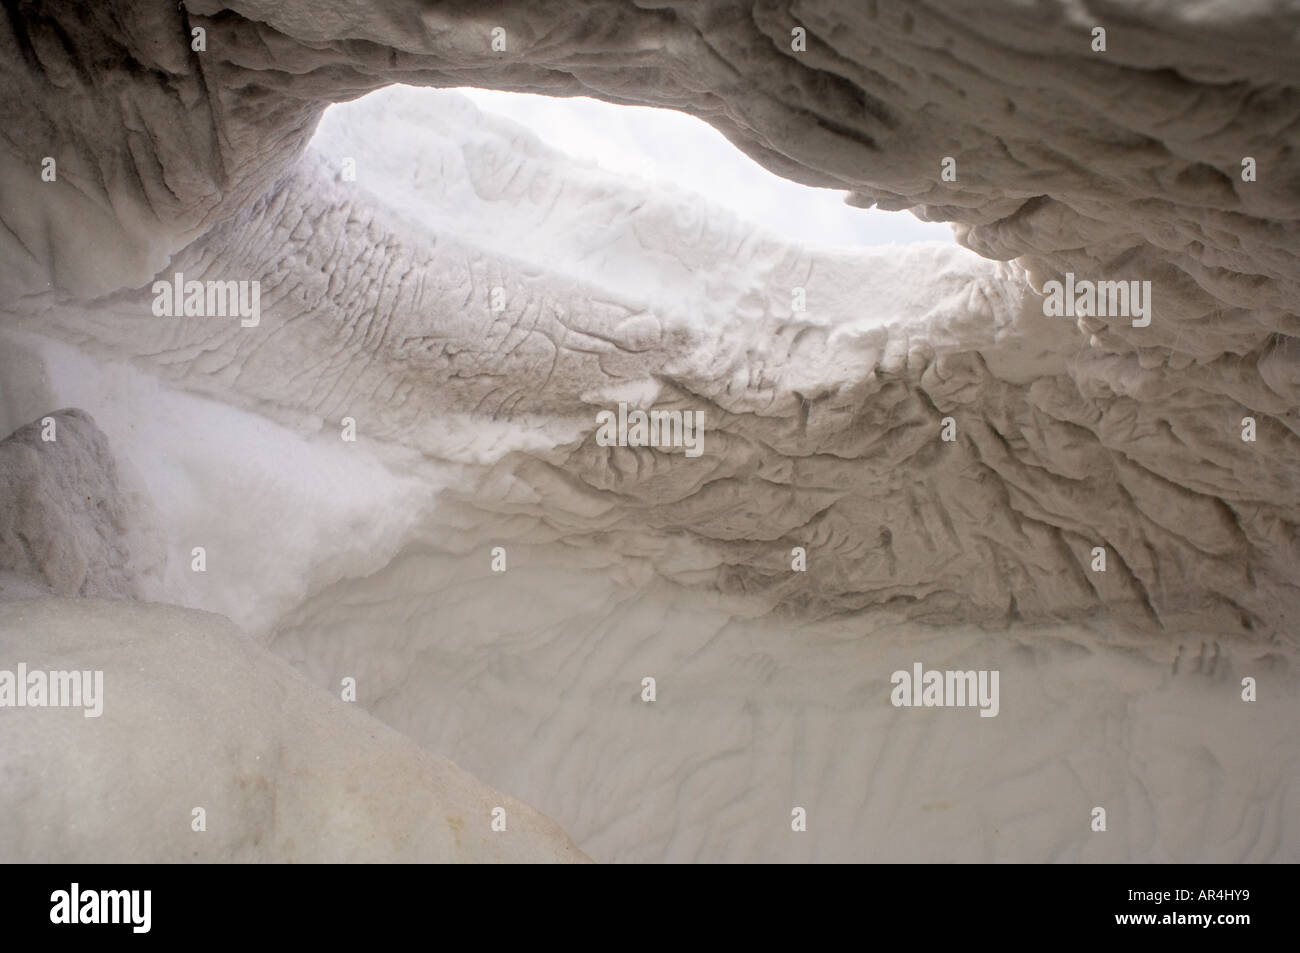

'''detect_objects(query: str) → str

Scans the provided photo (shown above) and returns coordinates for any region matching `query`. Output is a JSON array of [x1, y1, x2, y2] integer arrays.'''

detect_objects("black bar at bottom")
[[0, 863, 1285, 940]]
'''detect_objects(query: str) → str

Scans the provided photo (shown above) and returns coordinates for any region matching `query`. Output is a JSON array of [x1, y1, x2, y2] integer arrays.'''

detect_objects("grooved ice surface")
[[9, 88, 1295, 637]]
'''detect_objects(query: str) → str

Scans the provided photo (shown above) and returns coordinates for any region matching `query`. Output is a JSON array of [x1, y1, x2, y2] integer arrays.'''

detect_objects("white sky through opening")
[[454, 88, 955, 248]]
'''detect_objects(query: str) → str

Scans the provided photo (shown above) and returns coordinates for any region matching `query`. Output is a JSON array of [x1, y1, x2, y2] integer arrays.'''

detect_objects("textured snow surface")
[[273, 552, 1300, 862], [8, 85, 1294, 637], [0, 0, 1298, 862]]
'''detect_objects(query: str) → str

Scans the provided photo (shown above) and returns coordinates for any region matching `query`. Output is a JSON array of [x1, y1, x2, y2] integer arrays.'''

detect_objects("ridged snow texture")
[[0, 1, 1297, 862]]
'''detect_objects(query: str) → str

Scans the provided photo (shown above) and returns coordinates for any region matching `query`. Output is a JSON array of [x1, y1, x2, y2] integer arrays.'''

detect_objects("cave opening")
[[312, 84, 956, 250]]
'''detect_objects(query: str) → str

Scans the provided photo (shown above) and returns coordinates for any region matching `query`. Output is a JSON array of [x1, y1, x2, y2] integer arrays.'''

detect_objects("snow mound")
[[0, 597, 586, 863], [0, 409, 164, 600]]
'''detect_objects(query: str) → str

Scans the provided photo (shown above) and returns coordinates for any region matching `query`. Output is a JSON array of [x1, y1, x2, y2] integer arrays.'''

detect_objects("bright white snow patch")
[[368, 86, 954, 248]]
